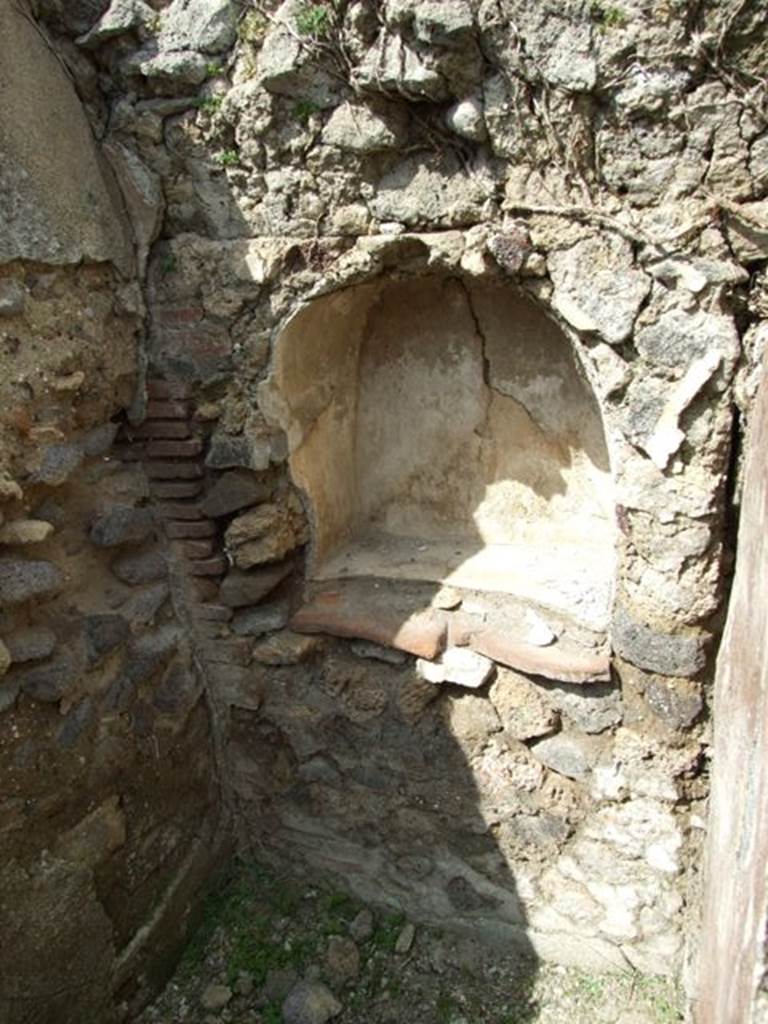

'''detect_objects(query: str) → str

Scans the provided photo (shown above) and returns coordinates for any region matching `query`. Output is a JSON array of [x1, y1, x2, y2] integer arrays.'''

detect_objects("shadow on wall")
[[223, 270, 619, 1018]]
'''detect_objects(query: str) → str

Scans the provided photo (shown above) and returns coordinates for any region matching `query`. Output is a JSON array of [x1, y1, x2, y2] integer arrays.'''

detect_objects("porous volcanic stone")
[[612, 606, 707, 678], [0, 559, 63, 604], [3, 626, 58, 663], [199, 469, 273, 518], [90, 505, 154, 547], [111, 548, 167, 585]]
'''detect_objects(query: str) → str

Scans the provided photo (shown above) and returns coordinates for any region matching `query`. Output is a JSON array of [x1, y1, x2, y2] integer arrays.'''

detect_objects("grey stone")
[[76, 0, 155, 47], [645, 676, 703, 730], [105, 628, 179, 712], [529, 732, 603, 781], [324, 935, 360, 985], [19, 654, 77, 702], [31, 443, 84, 486], [0, 278, 26, 316], [159, 0, 238, 53], [123, 47, 209, 88], [446, 876, 497, 911], [635, 308, 740, 371], [258, 0, 342, 107], [124, 581, 170, 625], [549, 237, 651, 344], [153, 661, 201, 714], [282, 979, 341, 1024], [81, 423, 120, 457], [199, 469, 273, 518], [111, 548, 167, 586], [394, 922, 416, 954], [612, 607, 707, 678], [200, 984, 232, 1011], [322, 102, 407, 153], [232, 598, 290, 637], [102, 141, 164, 277], [445, 95, 487, 142], [206, 434, 270, 471], [370, 153, 494, 228], [84, 614, 130, 665], [4, 627, 58, 663], [56, 697, 95, 747], [348, 908, 374, 943], [90, 504, 154, 547], [220, 561, 293, 607], [538, 681, 622, 735], [0, 559, 64, 605], [0, 677, 20, 713], [354, 32, 448, 100], [0, 3, 132, 268]]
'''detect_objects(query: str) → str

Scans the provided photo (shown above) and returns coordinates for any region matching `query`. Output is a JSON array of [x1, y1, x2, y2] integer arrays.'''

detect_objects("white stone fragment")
[[643, 350, 722, 469], [522, 610, 556, 646], [416, 647, 494, 688]]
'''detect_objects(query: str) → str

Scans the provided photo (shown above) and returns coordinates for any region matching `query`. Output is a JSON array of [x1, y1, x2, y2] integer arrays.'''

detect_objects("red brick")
[[470, 629, 611, 684], [129, 421, 191, 440], [165, 520, 216, 539], [181, 539, 215, 559], [188, 556, 228, 577], [111, 442, 146, 462], [290, 581, 447, 660], [145, 400, 189, 420], [154, 305, 205, 326], [156, 501, 205, 521], [146, 378, 191, 399], [150, 480, 203, 499], [194, 603, 233, 622], [147, 438, 203, 458], [146, 461, 203, 480]]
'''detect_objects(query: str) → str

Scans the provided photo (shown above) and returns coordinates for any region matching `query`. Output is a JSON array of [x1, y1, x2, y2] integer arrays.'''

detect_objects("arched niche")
[[261, 275, 616, 630]]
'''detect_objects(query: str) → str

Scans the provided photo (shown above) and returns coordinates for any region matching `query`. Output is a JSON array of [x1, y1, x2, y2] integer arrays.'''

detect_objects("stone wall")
[[2, 0, 767, 1018], [0, 7, 226, 1023]]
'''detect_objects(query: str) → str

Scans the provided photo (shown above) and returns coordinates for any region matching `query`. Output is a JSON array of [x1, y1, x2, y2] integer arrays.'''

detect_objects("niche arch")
[[261, 273, 616, 630]]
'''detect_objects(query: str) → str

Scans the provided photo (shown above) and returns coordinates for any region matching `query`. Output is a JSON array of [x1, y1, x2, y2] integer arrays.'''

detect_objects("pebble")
[[90, 505, 155, 547], [349, 908, 374, 943], [3, 626, 57, 663], [200, 983, 232, 1011], [324, 935, 360, 985], [395, 923, 415, 955], [282, 980, 341, 1024], [0, 519, 54, 545]]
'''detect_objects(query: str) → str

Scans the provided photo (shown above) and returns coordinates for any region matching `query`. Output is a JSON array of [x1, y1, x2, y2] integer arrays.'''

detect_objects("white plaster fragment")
[[643, 349, 722, 469]]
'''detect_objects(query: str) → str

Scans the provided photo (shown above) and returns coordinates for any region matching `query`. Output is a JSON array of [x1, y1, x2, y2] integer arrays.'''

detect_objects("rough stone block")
[[0, 519, 55, 545], [31, 442, 84, 486], [251, 631, 323, 666], [416, 646, 494, 688], [612, 606, 707, 678], [199, 469, 273, 518], [111, 548, 167, 585], [19, 653, 77, 702], [89, 504, 155, 547], [201, 638, 252, 666], [488, 668, 557, 741], [529, 732, 605, 781], [84, 614, 130, 666], [232, 598, 290, 637], [3, 626, 57, 663], [220, 561, 294, 607], [0, 559, 64, 604], [645, 676, 703, 731]]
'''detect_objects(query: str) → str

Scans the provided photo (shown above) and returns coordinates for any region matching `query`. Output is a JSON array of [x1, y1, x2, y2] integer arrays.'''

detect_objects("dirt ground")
[[138, 860, 682, 1024]]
